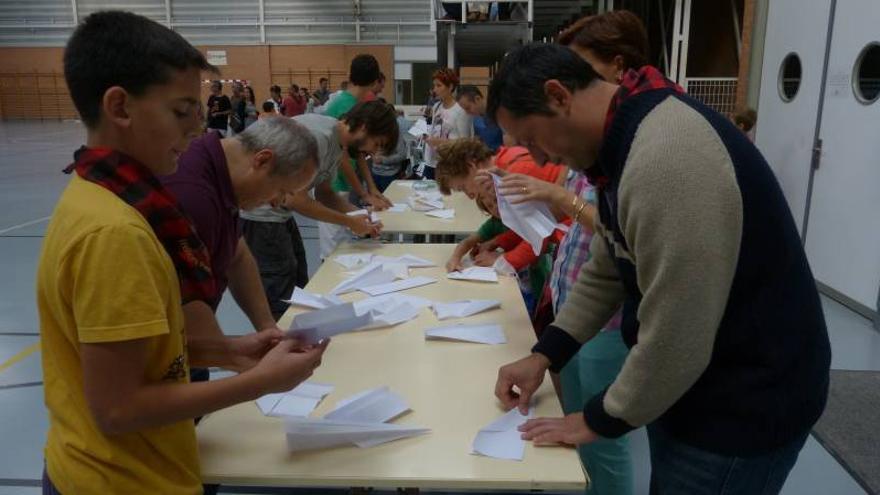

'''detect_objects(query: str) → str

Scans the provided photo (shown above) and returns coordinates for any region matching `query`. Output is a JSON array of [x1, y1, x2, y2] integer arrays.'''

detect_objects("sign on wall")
[[207, 50, 228, 66]]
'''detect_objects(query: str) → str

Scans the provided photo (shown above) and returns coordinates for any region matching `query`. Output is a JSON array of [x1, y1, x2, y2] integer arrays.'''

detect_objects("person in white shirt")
[[422, 67, 473, 179]]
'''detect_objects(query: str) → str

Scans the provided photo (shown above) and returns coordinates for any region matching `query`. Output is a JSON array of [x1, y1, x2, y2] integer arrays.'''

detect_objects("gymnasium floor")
[[0, 120, 875, 494]]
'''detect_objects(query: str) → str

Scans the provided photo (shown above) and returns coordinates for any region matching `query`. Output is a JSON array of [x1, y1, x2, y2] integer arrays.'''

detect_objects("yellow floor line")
[[0, 341, 39, 374]]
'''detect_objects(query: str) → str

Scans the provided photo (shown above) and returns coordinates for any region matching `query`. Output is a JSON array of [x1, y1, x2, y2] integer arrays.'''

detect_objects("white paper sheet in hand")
[[346, 209, 380, 223], [287, 303, 374, 344], [425, 323, 506, 344], [491, 174, 558, 256], [283, 287, 344, 309], [408, 118, 429, 137], [359, 276, 437, 296], [472, 407, 534, 461], [284, 418, 430, 451], [432, 299, 501, 320], [330, 263, 398, 295], [425, 208, 455, 219], [447, 266, 498, 283]]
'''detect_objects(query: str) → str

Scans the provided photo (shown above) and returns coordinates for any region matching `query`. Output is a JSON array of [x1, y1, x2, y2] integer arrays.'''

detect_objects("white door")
[[755, 0, 834, 235], [804, 0, 880, 309]]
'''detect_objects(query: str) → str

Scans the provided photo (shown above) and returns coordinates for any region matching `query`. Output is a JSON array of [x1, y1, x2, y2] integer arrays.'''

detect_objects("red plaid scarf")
[[64, 147, 215, 304], [590, 66, 684, 187]]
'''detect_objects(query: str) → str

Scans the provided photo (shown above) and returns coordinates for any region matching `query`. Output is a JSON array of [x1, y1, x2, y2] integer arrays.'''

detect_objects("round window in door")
[[778, 53, 802, 102], [853, 42, 880, 104]]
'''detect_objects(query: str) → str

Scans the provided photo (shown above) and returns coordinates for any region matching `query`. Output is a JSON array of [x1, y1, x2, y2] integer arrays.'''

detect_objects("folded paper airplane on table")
[[432, 299, 501, 320], [447, 266, 499, 283], [425, 208, 455, 219], [425, 323, 507, 345], [359, 276, 438, 296], [471, 406, 534, 461], [283, 287, 344, 309]]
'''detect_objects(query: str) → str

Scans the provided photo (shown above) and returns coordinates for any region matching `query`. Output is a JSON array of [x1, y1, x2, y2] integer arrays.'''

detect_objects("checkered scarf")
[[64, 147, 215, 304]]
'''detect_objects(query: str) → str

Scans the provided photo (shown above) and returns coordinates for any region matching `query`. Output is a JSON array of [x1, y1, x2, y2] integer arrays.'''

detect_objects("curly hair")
[[435, 137, 494, 194]]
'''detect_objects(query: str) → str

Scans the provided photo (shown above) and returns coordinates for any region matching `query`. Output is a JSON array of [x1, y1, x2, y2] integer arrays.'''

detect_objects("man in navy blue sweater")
[[490, 43, 830, 495]]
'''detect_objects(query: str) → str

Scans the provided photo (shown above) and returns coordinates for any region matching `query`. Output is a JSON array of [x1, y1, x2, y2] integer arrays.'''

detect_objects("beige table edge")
[[198, 244, 588, 491]]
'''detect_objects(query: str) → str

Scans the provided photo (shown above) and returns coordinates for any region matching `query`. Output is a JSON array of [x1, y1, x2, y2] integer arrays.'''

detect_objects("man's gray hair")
[[236, 117, 318, 176]]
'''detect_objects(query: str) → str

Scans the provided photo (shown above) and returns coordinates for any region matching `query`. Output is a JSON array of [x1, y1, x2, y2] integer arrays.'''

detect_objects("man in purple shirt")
[[162, 117, 319, 363]]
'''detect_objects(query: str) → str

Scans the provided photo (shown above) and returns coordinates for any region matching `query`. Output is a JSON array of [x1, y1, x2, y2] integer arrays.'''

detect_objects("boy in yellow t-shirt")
[[37, 12, 328, 494]]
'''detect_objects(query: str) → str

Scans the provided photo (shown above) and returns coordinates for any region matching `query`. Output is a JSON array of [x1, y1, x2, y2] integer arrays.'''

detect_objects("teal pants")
[[560, 330, 633, 495]]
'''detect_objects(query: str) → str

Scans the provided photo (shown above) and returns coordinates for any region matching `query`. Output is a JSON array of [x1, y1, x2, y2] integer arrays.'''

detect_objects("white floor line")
[[0, 216, 51, 235]]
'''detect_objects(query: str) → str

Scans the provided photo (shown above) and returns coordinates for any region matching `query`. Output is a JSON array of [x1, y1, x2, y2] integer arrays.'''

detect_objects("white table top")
[[197, 243, 587, 491]]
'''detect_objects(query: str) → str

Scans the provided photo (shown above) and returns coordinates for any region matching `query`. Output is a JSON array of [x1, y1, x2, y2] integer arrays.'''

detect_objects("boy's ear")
[[103, 86, 132, 128]]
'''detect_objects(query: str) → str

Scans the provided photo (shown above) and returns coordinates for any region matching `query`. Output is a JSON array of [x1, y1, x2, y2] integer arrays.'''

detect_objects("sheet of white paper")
[[290, 381, 334, 399], [330, 263, 398, 295], [432, 299, 501, 320], [268, 395, 322, 418], [492, 174, 558, 256], [472, 407, 534, 461], [256, 393, 285, 414], [388, 203, 409, 212], [346, 209, 369, 217], [256, 381, 334, 417], [407, 118, 429, 137], [425, 208, 455, 219], [332, 388, 378, 410], [283, 287, 344, 309], [325, 386, 410, 423], [363, 302, 422, 329], [408, 195, 445, 211], [334, 253, 373, 270], [447, 266, 499, 283], [287, 303, 374, 344], [425, 324, 507, 345], [285, 418, 430, 452], [354, 293, 433, 316], [359, 276, 437, 296]]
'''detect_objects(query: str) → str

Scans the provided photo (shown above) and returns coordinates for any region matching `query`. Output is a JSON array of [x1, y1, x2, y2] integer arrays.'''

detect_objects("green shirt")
[[477, 218, 507, 241], [324, 91, 359, 193]]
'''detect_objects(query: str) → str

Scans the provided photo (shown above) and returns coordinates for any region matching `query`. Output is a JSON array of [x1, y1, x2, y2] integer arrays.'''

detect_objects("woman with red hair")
[[422, 67, 473, 179]]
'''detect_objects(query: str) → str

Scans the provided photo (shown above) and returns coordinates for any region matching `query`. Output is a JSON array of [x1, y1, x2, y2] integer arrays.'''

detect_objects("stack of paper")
[[491, 174, 558, 255], [447, 266, 499, 283], [283, 287, 344, 309], [256, 381, 334, 418], [286, 303, 374, 344], [472, 407, 534, 461], [432, 299, 500, 320], [425, 323, 507, 344], [284, 386, 430, 452], [425, 208, 455, 219], [359, 276, 438, 296]]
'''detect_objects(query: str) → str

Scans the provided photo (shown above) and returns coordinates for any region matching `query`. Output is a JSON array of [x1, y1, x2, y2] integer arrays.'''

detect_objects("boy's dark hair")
[[341, 100, 399, 153], [270, 84, 281, 94], [349, 54, 381, 87], [487, 43, 600, 123], [734, 108, 757, 131], [457, 84, 483, 101], [64, 11, 215, 128], [261, 101, 275, 113], [211, 80, 222, 90], [319, 77, 328, 84]]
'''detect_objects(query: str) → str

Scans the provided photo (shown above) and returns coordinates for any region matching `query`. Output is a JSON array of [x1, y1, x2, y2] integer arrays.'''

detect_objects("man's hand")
[[519, 413, 599, 446], [495, 353, 551, 414]]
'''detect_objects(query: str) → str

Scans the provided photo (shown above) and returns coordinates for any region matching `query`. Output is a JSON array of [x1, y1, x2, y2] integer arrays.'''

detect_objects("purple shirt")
[[161, 131, 240, 310]]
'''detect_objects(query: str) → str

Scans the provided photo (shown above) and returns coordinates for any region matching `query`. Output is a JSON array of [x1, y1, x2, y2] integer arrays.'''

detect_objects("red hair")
[[432, 67, 460, 90]]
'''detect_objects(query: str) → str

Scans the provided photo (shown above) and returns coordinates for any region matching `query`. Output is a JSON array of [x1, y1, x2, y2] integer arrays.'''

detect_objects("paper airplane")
[[425, 323, 507, 345], [447, 266, 498, 283], [471, 407, 534, 461], [432, 299, 501, 320], [283, 287, 344, 309], [286, 303, 373, 344], [492, 174, 558, 255]]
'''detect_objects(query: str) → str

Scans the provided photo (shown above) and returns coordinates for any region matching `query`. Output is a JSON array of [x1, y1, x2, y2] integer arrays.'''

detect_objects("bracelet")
[[573, 199, 588, 224], [570, 193, 579, 213]]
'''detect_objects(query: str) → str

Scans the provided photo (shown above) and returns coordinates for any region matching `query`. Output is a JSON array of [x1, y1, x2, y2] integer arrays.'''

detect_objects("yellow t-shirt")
[[37, 174, 201, 494]]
